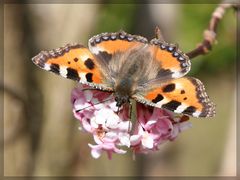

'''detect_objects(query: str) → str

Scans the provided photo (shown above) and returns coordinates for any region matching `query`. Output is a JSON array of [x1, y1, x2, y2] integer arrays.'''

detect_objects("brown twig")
[[186, 2, 237, 59]]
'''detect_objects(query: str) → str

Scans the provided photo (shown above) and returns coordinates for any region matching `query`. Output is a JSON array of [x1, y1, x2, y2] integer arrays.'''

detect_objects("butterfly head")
[[114, 95, 130, 107]]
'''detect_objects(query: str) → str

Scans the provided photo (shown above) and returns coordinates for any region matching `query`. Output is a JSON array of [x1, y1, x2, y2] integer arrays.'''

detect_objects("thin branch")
[[186, 2, 237, 59]]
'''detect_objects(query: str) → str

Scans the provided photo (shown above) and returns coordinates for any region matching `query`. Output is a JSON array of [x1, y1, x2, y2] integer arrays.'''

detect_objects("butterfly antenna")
[[129, 101, 132, 121], [76, 96, 114, 112]]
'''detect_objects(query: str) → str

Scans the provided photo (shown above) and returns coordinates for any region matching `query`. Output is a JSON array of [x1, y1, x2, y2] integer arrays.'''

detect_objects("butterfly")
[[32, 30, 215, 118]]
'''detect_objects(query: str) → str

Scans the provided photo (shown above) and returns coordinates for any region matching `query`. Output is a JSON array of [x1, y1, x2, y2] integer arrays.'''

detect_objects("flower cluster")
[[71, 85, 192, 159]]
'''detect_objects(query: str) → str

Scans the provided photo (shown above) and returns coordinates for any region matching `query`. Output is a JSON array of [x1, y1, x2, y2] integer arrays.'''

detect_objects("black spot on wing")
[[162, 100, 181, 111], [84, 58, 95, 70], [163, 83, 175, 92], [66, 67, 80, 81], [152, 94, 164, 103], [74, 57, 78, 62], [50, 63, 60, 74], [86, 73, 93, 82], [182, 106, 196, 114], [181, 90, 185, 94]]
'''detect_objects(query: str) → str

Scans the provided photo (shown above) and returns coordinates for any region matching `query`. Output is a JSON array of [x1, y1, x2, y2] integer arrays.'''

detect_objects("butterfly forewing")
[[88, 31, 148, 57], [32, 43, 112, 91], [149, 38, 191, 80]]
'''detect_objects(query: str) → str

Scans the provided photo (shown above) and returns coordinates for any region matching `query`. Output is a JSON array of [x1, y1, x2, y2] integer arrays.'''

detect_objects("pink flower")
[[130, 103, 192, 153], [71, 85, 192, 159], [72, 85, 132, 159]]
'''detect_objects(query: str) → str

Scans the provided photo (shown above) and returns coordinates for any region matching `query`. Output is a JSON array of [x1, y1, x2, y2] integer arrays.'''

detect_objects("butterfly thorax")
[[114, 77, 133, 107], [113, 47, 157, 107]]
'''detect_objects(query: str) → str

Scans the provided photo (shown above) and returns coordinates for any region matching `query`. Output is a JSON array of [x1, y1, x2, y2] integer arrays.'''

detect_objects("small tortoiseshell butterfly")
[[32, 31, 215, 117]]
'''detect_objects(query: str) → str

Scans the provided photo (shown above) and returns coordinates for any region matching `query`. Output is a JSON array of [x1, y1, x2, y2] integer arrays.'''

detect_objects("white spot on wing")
[[80, 55, 90, 62], [192, 111, 201, 117], [172, 71, 182, 78], [89, 46, 104, 55], [44, 63, 51, 71], [60, 66, 68, 77], [175, 83, 183, 90], [174, 103, 188, 113], [79, 73, 87, 82], [155, 97, 170, 107]]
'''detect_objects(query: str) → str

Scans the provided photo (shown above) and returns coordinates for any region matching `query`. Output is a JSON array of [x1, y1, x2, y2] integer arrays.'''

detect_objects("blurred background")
[[3, 1, 237, 177]]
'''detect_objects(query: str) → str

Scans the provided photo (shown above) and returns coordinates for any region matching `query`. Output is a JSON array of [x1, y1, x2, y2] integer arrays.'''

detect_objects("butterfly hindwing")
[[32, 43, 112, 91], [133, 77, 215, 117]]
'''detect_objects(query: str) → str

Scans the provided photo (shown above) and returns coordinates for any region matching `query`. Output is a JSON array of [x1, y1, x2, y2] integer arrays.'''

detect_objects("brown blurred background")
[[2, 2, 237, 177]]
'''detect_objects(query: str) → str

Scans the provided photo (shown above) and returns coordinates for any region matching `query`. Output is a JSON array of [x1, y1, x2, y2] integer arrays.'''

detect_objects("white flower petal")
[[142, 132, 154, 149], [94, 103, 105, 110], [95, 116, 106, 125], [90, 117, 99, 128], [138, 125, 145, 134], [130, 135, 141, 146], [119, 134, 130, 147], [94, 108, 120, 128], [118, 121, 132, 131], [94, 110, 107, 124], [93, 135, 103, 144], [82, 118, 93, 132], [105, 131, 117, 140], [114, 148, 127, 154], [146, 119, 157, 126], [88, 143, 103, 158], [105, 114, 120, 129], [108, 101, 118, 111], [91, 148, 102, 159]]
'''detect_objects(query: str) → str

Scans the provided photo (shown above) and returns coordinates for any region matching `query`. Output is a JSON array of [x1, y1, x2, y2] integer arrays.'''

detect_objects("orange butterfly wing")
[[133, 77, 215, 117], [32, 43, 112, 91]]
